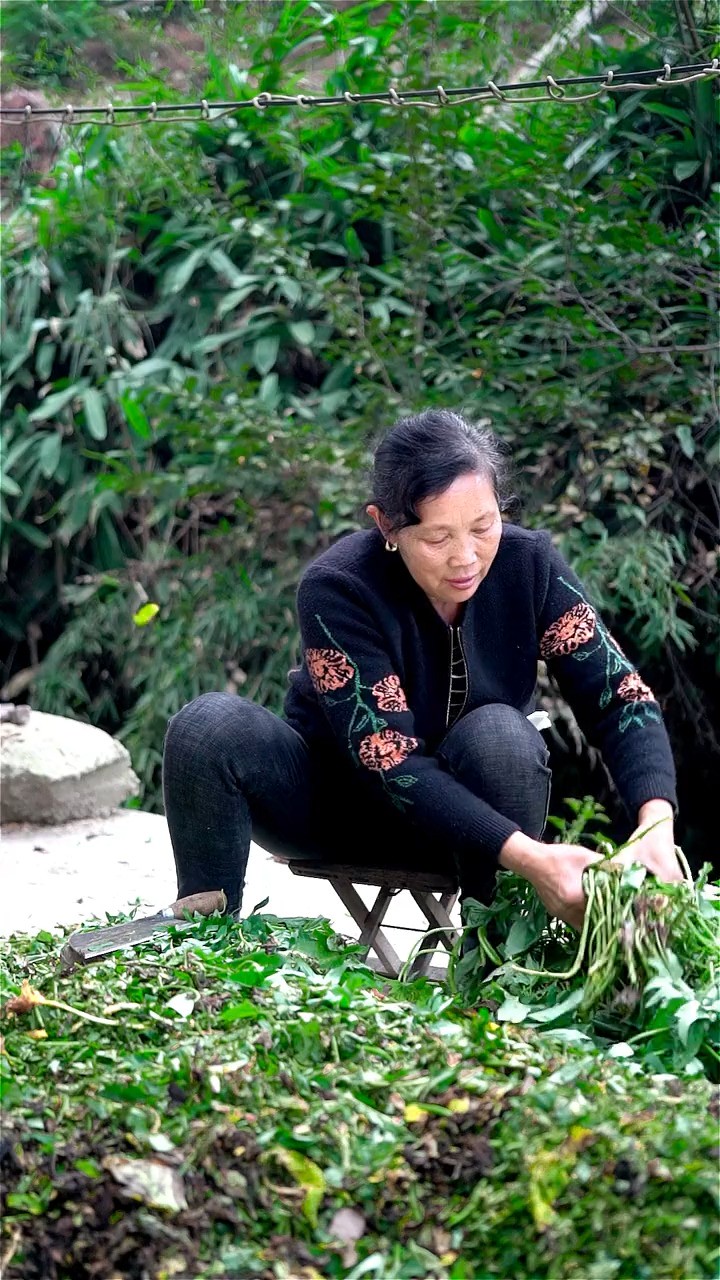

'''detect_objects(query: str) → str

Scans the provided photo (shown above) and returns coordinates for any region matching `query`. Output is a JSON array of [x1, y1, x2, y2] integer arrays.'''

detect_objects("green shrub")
[[1, 1, 718, 848], [0, 0, 105, 84]]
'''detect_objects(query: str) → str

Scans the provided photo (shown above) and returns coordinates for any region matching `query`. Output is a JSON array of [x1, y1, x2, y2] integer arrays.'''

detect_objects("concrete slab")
[[0, 809, 460, 966]]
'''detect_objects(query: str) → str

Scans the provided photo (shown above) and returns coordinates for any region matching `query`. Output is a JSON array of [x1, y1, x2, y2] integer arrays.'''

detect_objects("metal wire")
[[1, 59, 717, 129]]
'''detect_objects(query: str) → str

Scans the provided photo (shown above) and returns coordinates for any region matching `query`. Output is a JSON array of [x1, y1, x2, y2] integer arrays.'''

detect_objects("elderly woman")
[[163, 410, 681, 933]]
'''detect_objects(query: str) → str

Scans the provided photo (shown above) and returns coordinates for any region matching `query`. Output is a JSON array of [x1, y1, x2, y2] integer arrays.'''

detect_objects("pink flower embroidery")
[[372, 674, 409, 713], [617, 672, 655, 704], [540, 602, 597, 658], [359, 729, 418, 772], [306, 648, 354, 693]]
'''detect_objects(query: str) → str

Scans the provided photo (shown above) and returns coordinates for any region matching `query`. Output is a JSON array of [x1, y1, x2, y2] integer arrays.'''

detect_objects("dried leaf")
[[147, 1133, 176, 1154], [329, 1206, 366, 1267], [270, 1147, 325, 1228], [166, 993, 196, 1019], [5, 980, 116, 1026], [329, 1206, 366, 1245], [448, 1097, 470, 1114], [104, 1156, 187, 1212], [5, 981, 44, 1015]]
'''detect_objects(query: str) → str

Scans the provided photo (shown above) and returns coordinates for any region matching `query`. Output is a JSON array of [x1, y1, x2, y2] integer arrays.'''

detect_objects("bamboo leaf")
[[674, 159, 701, 182], [675, 426, 695, 459], [82, 389, 107, 442], [121, 395, 151, 440], [207, 249, 250, 289], [30, 382, 88, 422], [9, 519, 51, 549], [344, 227, 364, 259], [253, 334, 279, 375], [163, 248, 206, 295], [38, 431, 62, 478], [289, 321, 315, 347], [0, 473, 22, 497], [217, 282, 260, 319]]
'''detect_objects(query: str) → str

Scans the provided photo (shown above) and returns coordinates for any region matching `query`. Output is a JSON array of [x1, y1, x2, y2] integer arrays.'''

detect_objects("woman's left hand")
[[621, 799, 682, 883]]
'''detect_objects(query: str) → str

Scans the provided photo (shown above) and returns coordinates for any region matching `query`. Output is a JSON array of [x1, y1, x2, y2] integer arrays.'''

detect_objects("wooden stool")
[[281, 860, 460, 981]]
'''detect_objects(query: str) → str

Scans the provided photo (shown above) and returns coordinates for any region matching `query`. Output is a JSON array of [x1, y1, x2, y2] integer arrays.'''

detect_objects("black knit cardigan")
[[284, 523, 677, 862]]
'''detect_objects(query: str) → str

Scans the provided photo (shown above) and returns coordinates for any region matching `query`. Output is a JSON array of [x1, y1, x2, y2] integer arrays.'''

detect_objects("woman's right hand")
[[524, 843, 602, 930], [499, 832, 600, 930]]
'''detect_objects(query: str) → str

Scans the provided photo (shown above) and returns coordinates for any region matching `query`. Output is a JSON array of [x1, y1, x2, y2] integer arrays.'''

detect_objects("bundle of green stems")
[[506, 849, 718, 1015]]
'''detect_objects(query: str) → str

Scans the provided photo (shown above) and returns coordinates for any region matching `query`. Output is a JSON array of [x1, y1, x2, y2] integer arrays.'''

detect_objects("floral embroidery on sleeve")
[[372, 674, 409, 712], [359, 728, 418, 771], [617, 672, 654, 703], [542, 578, 660, 732], [306, 648, 354, 693], [305, 618, 418, 808], [540, 602, 596, 657]]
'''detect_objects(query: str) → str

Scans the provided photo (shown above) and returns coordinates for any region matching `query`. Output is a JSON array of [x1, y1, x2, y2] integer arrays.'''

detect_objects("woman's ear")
[[366, 504, 392, 540]]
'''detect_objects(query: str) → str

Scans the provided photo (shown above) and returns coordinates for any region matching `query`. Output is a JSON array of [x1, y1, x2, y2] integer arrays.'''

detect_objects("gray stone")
[[0, 710, 140, 825]]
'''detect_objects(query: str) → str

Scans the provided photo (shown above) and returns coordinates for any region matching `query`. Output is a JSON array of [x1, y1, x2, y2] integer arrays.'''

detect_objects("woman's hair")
[[368, 409, 516, 532]]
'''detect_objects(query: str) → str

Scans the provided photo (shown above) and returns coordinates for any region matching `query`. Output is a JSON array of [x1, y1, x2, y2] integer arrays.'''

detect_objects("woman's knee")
[[164, 693, 308, 801], [440, 703, 551, 839], [164, 692, 258, 766], [441, 703, 549, 776]]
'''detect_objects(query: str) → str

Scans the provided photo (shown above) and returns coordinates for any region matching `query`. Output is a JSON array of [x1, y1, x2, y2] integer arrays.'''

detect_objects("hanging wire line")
[[1, 59, 718, 129]]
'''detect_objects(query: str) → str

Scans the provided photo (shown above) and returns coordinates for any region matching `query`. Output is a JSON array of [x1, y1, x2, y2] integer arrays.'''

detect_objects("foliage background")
[[1, 0, 718, 862]]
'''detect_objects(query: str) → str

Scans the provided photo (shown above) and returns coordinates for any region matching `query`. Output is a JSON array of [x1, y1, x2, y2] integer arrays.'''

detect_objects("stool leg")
[[331, 878, 402, 977], [358, 886, 395, 950], [407, 890, 460, 978]]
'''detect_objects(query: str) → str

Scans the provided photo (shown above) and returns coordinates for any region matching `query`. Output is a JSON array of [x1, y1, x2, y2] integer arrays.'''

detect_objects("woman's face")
[[368, 472, 502, 616]]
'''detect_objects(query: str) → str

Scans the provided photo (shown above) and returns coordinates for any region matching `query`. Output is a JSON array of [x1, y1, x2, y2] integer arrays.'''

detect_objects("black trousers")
[[162, 694, 551, 914]]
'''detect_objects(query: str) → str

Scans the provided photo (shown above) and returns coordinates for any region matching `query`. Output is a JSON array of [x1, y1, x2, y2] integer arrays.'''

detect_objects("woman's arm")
[[536, 536, 678, 821], [502, 537, 684, 926], [625, 797, 678, 880], [499, 799, 681, 932]]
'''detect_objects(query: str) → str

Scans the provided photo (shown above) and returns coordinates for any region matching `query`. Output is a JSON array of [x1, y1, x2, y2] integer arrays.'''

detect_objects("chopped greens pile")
[[1, 905, 718, 1280]]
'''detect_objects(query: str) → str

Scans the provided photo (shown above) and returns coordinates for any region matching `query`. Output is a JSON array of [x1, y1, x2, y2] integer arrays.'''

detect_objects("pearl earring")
[[384, 539, 398, 552]]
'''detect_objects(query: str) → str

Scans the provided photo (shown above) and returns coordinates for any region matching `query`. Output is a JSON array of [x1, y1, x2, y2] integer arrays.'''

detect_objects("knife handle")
[[163, 890, 227, 919]]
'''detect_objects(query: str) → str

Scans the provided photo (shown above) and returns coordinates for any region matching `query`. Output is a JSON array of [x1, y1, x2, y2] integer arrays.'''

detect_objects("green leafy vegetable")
[[456, 851, 720, 1079]]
